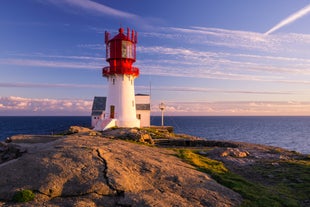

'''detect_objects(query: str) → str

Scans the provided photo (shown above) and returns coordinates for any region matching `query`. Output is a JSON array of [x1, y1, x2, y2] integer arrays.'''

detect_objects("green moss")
[[176, 149, 228, 174], [13, 189, 35, 202], [175, 149, 309, 207]]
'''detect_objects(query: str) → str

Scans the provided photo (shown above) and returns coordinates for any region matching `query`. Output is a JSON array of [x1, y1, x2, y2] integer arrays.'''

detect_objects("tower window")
[[112, 78, 115, 85]]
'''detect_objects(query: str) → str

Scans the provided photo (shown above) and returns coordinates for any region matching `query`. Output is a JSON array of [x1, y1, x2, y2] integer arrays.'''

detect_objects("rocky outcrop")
[[102, 128, 155, 145], [0, 133, 242, 207], [2, 127, 308, 206]]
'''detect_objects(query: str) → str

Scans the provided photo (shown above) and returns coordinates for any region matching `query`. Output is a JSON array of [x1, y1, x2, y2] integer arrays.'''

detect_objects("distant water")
[[151, 116, 310, 154], [0, 116, 90, 139], [0, 116, 309, 154]]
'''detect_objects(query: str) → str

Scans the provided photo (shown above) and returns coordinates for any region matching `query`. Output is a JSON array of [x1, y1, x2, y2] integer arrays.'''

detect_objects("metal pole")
[[159, 102, 165, 127], [161, 109, 164, 126]]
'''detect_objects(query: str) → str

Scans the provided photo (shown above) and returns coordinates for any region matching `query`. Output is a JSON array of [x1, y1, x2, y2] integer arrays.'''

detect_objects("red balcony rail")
[[102, 66, 139, 77]]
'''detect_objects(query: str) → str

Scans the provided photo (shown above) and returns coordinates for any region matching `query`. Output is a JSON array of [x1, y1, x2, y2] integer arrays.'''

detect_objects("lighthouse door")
[[110, 105, 115, 118]]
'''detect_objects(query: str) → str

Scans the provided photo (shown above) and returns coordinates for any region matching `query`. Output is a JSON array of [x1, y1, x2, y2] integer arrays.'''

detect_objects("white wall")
[[135, 95, 150, 127], [105, 74, 140, 128]]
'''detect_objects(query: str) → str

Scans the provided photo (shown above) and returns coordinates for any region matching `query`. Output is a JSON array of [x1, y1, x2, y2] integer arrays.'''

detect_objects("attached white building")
[[91, 96, 106, 128], [91, 94, 150, 128], [135, 94, 151, 127]]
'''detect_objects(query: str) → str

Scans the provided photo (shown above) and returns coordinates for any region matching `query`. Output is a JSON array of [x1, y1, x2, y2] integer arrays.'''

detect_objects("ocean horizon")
[[1, 116, 309, 154]]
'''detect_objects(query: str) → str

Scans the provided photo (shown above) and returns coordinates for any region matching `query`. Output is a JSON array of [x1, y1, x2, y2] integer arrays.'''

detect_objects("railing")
[[102, 66, 139, 77]]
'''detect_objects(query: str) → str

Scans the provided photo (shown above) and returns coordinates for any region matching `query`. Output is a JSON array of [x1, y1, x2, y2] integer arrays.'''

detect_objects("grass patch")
[[13, 189, 35, 202], [251, 159, 310, 205], [176, 149, 228, 174], [175, 149, 308, 207]]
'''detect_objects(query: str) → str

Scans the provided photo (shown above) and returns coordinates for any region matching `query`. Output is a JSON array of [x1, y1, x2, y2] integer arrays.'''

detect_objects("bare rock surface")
[[0, 133, 242, 207]]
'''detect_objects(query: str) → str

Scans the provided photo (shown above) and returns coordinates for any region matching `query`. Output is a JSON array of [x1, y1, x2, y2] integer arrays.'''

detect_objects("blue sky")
[[1, 0, 310, 116]]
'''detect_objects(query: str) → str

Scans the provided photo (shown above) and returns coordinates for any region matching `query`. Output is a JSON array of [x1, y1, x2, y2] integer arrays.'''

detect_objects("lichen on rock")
[[1, 127, 308, 207], [0, 133, 242, 206]]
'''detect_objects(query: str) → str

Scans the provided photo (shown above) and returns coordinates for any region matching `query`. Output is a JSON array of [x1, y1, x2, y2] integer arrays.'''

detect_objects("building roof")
[[91, 96, 106, 111]]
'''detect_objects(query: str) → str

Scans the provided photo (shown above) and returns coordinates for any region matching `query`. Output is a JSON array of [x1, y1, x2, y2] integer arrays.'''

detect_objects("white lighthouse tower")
[[94, 27, 140, 130]]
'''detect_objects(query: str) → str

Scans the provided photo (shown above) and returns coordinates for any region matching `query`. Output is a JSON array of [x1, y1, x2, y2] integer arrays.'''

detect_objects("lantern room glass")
[[122, 41, 135, 59]]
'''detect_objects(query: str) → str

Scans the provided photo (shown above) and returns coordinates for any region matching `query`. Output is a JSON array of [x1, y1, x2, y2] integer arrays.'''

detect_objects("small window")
[[112, 78, 115, 85]]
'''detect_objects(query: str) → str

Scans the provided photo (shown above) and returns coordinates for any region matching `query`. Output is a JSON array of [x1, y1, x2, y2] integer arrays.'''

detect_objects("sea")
[[0, 116, 309, 154]]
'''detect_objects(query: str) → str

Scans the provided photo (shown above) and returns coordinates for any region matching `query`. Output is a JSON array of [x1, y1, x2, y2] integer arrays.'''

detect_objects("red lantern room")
[[102, 28, 139, 77]]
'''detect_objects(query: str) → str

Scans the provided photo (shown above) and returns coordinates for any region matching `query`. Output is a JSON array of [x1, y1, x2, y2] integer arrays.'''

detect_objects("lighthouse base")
[[94, 118, 117, 131], [116, 119, 140, 128], [94, 118, 140, 131]]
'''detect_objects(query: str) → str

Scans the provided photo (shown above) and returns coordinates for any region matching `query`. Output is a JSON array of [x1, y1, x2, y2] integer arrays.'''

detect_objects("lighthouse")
[[94, 27, 141, 130]]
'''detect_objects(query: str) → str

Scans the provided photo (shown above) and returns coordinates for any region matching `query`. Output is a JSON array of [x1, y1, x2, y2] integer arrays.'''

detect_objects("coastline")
[[1, 116, 309, 154], [0, 126, 309, 206]]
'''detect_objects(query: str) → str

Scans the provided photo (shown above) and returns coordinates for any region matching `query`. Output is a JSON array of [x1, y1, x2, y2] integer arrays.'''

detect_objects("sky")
[[1, 0, 310, 116]]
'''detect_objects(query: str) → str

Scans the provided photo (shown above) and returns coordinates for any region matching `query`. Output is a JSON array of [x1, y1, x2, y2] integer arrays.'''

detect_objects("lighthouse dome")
[[102, 27, 139, 77]]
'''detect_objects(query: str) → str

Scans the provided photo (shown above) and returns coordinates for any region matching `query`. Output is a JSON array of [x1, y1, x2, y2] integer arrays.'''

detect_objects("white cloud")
[[0, 82, 105, 89], [265, 4, 310, 35], [144, 26, 310, 55], [138, 45, 310, 85], [2, 43, 310, 87], [149, 86, 294, 95], [77, 44, 105, 50], [1, 96, 310, 116], [2, 23, 310, 95], [41, 0, 151, 28], [141, 27, 310, 82], [159, 27, 275, 52], [0, 58, 101, 69], [151, 101, 310, 116], [9, 52, 104, 61], [45, 0, 137, 19], [0, 96, 92, 115]]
